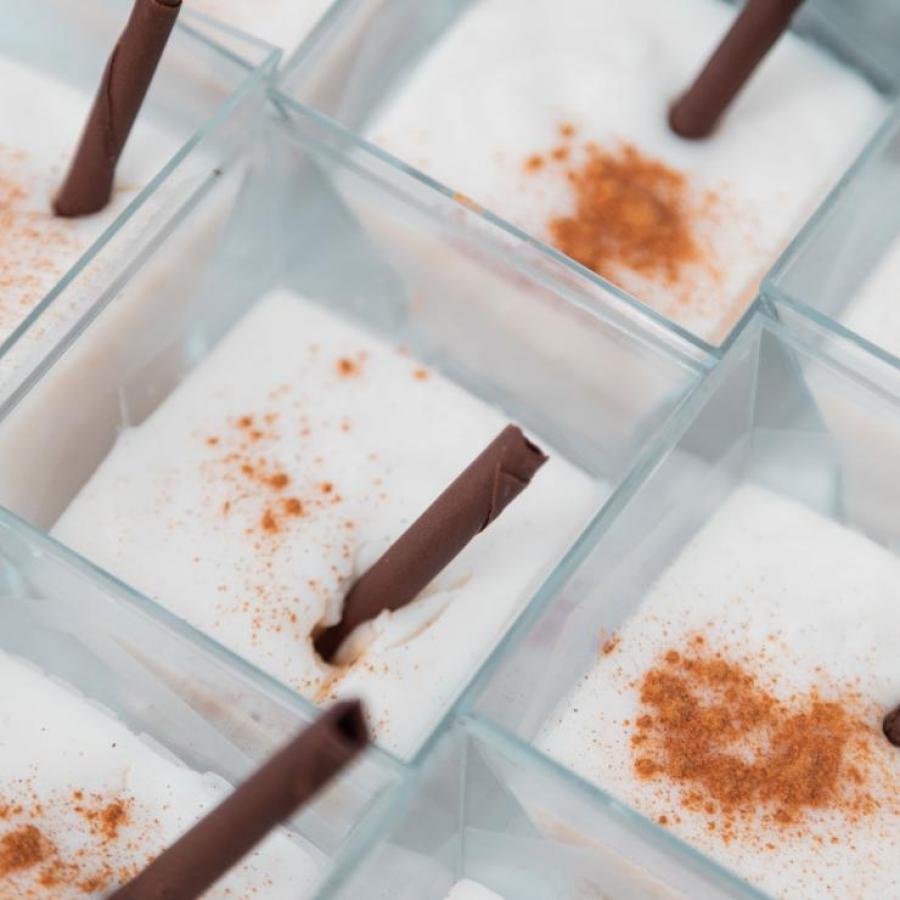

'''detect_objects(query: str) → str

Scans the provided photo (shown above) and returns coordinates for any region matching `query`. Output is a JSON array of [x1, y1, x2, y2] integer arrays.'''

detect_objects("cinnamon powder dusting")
[[0, 791, 142, 896], [0, 148, 77, 329], [524, 128, 723, 304], [631, 636, 886, 843]]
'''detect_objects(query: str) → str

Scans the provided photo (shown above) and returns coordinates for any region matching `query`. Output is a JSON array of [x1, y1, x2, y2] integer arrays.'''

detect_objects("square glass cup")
[[0, 93, 708, 762], [0, 505, 402, 894], [0, 0, 279, 404], [463, 312, 900, 896], [765, 107, 900, 385], [281, 0, 895, 355], [317, 716, 764, 899]]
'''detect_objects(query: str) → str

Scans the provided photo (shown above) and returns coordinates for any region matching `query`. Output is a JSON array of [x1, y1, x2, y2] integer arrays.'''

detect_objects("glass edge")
[[414, 321, 768, 766], [461, 716, 772, 900], [0, 19, 280, 366], [0, 503, 405, 779], [765, 104, 900, 291], [280, 0, 364, 78], [761, 291, 900, 406], [270, 90, 719, 368]]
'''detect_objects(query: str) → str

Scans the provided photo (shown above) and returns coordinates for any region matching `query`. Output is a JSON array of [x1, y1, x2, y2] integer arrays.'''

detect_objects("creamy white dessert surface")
[[0, 55, 180, 362], [0, 651, 319, 898], [537, 484, 900, 898], [369, 0, 885, 343], [841, 233, 900, 360], [444, 879, 505, 900], [190, 0, 334, 58], [52, 289, 602, 758]]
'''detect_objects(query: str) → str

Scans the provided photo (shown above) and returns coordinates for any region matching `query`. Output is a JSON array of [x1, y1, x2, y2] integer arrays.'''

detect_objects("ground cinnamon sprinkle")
[[550, 142, 708, 285], [523, 130, 722, 298], [0, 149, 77, 326], [632, 637, 881, 841], [0, 789, 143, 895], [0, 825, 50, 876]]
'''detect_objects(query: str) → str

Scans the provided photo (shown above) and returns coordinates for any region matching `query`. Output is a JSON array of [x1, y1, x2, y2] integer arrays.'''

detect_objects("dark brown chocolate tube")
[[54, 0, 181, 218], [669, 0, 806, 139], [110, 701, 368, 900], [314, 425, 548, 662], [884, 705, 900, 748]]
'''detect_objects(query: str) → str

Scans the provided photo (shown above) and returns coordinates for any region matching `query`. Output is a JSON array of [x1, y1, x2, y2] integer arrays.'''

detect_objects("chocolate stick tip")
[[669, 0, 806, 140], [314, 425, 547, 662], [883, 705, 900, 748], [110, 700, 369, 900], [54, 0, 181, 217]]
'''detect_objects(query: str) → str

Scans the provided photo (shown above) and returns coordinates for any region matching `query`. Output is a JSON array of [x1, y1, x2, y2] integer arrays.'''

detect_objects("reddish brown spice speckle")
[[0, 149, 79, 330], [0, 825, 49, 876], [260, 509, 279, 534], [632, 637, 885, 842]]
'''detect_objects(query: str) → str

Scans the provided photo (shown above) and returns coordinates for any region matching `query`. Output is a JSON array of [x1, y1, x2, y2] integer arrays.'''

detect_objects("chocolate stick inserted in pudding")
[[884, 705, 900, 748], [110, 700, 368, 900], [315, 425, 548, 662], [669, 0, 806, 139], [54, 0, 181, 218]]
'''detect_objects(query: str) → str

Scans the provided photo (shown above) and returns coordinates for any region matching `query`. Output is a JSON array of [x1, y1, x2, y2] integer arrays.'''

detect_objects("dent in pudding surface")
[[52, 290, 601, 758], [370, 0, 885, 343], [537, 485, 900, 898], [0, 653, 317, 898]]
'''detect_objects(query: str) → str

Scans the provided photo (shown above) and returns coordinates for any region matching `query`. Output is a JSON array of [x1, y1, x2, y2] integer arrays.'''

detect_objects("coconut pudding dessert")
[[537, 484, 900, 898], [52, 289, 601, 758], [0, 651, 368, 897], [368, 0, 885, 343]]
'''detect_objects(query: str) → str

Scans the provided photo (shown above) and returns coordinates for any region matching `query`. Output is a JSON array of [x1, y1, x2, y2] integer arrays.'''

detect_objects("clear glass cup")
[[0, 504, 403, 894], [765, 107, 900, 382], [317, 716, 764, 899], [461, 311, 900, 896], [0, 0, 279, 405], [180, 0, 345, 71], [0, 92, 709, 762], [281, 0, 895, 355]]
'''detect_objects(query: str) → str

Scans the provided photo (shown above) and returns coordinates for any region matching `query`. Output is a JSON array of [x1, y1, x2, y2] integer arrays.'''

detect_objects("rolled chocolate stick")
[[54, 0, 181, 218], [110, 700, 368, 900], [315, 425, 548, 662], [884, 704, 900, 748], [669, 0, 806, 140]]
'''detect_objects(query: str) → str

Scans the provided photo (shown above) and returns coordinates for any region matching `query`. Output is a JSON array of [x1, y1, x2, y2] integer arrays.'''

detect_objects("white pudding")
[[52, 289, 602, 758], [0, 55, 179, 382]]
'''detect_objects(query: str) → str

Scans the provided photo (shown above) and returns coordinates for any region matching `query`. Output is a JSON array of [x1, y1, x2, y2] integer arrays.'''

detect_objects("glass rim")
[[314, 713, 770, 900], [270, 89, 718, 370], [0, 500, 406, 779], [0, 4, 281, 376], [763, 104, 900, 380]]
